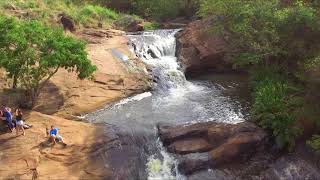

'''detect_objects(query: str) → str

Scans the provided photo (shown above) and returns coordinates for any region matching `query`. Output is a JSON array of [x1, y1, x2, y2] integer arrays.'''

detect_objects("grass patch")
[[0, 0, 121, 29], [143, 22, 161, 30]]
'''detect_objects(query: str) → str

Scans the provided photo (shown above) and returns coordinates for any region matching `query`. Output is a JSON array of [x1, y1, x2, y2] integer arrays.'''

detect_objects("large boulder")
[[176, 18, 232, 77], [158, 121, 268, 175]]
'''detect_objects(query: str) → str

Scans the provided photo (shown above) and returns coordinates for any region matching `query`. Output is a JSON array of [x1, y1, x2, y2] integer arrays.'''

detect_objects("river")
[[85, 29, 251, 179]]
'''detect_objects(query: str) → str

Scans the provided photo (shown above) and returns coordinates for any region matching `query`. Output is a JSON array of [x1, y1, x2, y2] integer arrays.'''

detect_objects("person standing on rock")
[[15, 108, 25, 136]]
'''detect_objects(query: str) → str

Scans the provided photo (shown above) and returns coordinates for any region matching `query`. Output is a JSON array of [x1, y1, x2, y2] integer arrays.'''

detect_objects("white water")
[[113, 92, 152, 108], [86, 29, 249, 179], [127, 30, 246, 179]]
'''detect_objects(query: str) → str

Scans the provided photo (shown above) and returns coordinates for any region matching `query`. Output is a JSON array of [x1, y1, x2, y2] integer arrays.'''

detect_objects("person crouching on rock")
[[15, 108, 25, 136], [49, 125, 67, 146]]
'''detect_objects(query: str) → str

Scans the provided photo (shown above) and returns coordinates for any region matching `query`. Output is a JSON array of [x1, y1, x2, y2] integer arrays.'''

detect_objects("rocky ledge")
[[158, 121, 268, 175], [176, 18, 231, 77]]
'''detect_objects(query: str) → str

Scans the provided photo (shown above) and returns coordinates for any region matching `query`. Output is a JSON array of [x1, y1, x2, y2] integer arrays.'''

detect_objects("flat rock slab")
[[168, 138, 213, 154], [158, 121, 268, 175]]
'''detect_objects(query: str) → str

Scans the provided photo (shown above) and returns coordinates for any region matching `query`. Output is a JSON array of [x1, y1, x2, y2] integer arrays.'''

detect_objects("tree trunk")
[[12, 74, 18, 89], [24, 87, 40, 109], [30, 87, 40, 108]]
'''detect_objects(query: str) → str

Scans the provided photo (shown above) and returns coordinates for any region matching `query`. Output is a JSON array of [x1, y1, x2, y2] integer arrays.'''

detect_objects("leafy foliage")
[[75, 4, 119, 27], [307, 135, 320, 153], [199, 0, 320, 150], [251, 68, 302, 150], [0, 0, 121, 28], [199, 0, 320, 69], [0, 16, 96, 106]]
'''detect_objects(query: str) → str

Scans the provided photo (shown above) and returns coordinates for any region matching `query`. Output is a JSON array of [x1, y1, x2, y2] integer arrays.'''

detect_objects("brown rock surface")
[[0, 28, 150, 179], [0, 111, 115, 179], [158, 121, 268, 175], [176, 18, 232, 76], [34, 29, 149, 118], [168, 138, 213, 154], [0, 29, 150, 118]]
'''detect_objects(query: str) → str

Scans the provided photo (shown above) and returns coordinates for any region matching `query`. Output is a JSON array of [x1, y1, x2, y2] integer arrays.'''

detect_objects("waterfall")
[[86, 29, 250, 180], [127, 29, 186, 91]]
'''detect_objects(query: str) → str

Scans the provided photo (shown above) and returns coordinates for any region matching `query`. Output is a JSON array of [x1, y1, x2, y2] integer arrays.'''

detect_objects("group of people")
[[1, 106, 26, 136], [1, 105, 67, 146]]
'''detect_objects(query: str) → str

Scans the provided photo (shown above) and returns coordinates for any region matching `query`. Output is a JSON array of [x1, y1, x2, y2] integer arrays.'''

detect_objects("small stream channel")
[[85, 29, 251, 179]]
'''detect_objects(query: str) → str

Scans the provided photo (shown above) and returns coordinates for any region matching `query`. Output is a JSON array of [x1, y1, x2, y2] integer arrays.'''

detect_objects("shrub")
[[307, 135, 320, 153], [132, 0, 182, 21], [143, 22, 161, 30], [114, 14, 142, 30], [76, 5, 119, 27], [198, 0, 320, 71], [251, 68, 302, 150]]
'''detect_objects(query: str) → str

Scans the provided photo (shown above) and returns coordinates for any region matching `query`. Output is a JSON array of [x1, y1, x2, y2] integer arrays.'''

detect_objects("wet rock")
[[209, 132, 267, 167], [157, 123, 210, 146], [176, 18, 232, 77], [127, 21, 144, 32], [178, 158, 211, 175], [168, 138, 213, 154], [262, 155, 320, 180], [158, 122, 268, 175], [187, 169, 235, 180]]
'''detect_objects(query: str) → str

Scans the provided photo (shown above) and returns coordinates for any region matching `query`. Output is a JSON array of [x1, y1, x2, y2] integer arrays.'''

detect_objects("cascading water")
[[127, 29, 186, 91], [86, 29, 250, 179]]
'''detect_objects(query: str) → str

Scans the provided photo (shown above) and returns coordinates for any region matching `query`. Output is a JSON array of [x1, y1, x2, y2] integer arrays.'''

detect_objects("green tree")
[[0, 16, 97, 107], [199, 0, 320, 69], [198, 0, 320, 150]]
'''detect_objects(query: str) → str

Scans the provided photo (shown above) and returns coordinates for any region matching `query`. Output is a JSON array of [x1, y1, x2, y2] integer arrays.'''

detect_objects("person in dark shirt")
[[15, 108, 25, 136], [3, 107, 14, 132]]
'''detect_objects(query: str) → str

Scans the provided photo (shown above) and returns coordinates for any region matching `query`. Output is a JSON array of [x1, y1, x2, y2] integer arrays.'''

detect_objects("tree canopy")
[[199, 0, 320, 150], [0, 16, 97, 106], [199, 0, 320, 70]]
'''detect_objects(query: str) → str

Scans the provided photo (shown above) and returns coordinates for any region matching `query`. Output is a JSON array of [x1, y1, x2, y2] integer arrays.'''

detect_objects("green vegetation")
[[132, 0, 183, 20], [0, 0, 121, 28], [75, 4, 119, 27], [94, 0, 200, 21], [251, 67, 302, 150], [307, 135, 320, 153], [0, 16, 96, 106], [0, 0, 165, 30], [199, 0, 320, 150]]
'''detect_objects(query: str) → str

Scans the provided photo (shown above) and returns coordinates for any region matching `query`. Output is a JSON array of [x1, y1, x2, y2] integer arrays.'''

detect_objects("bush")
[[76, 5, 119, 27], [143, 22, 161, 30], [198, 0, 320, 70], [252, 68, 302, 150], [307, 135, 320, 153], [114, 14, 142, 29]]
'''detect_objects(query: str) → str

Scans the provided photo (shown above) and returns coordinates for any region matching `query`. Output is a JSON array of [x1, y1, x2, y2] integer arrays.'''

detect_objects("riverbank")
[[0, 29, 150, 179], [0, 111, 116, 179]]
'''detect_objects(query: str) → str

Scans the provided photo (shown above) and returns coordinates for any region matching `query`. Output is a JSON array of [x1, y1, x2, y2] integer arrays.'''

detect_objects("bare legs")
[[16, 125, 25, 136], [49, 135, 66, 146]]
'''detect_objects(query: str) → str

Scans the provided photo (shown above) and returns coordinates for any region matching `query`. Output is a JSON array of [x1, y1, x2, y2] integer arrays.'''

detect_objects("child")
[[15, 108, 25, 136], [49, 125, 67, 146]]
